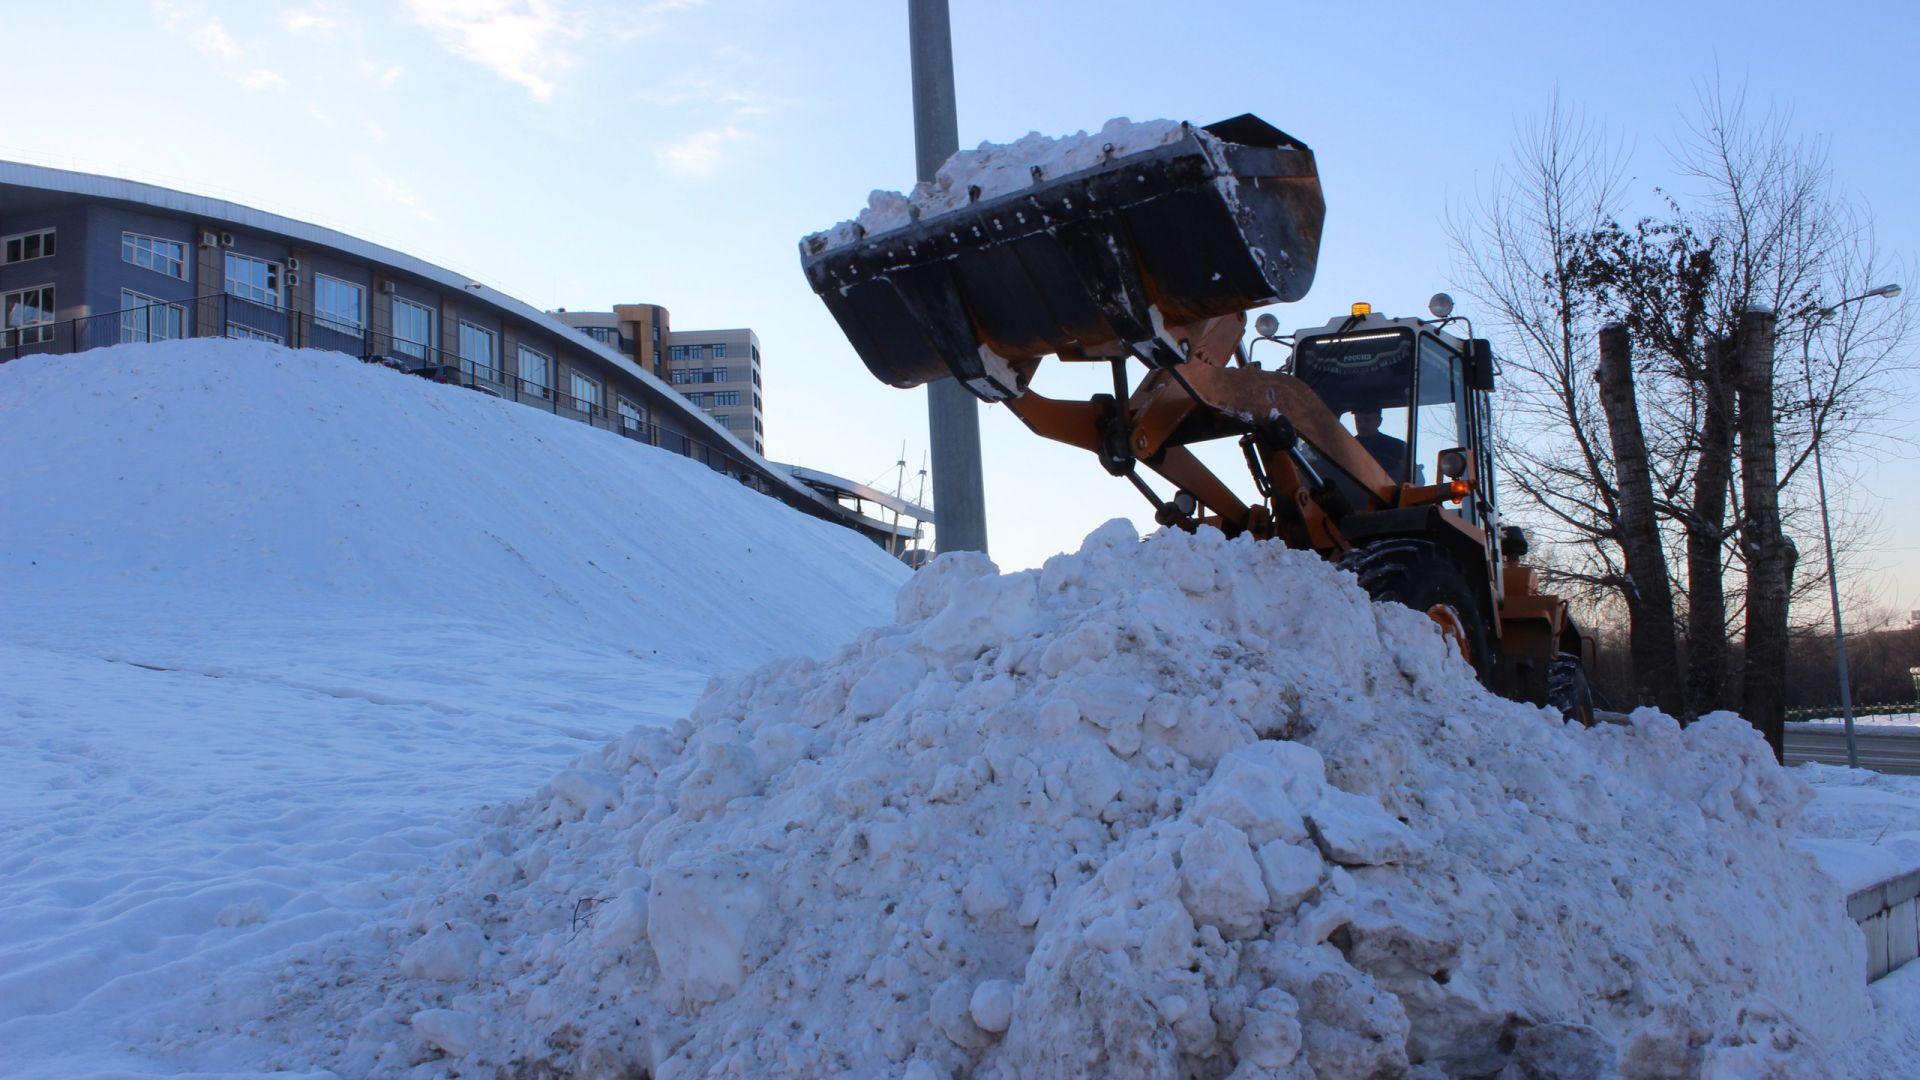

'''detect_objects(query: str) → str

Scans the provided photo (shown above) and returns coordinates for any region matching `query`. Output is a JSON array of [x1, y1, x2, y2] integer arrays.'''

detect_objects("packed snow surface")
[[188, 522, 1894, 1079], [1, 341, 905, 670], [1795, 763, 1920, 894], [807, 117, 1195, 250], [0, 341, 908, 1077]]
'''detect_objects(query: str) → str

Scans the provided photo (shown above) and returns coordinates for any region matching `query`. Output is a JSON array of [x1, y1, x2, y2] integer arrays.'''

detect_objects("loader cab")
[[1291, 312, 1497, 528]]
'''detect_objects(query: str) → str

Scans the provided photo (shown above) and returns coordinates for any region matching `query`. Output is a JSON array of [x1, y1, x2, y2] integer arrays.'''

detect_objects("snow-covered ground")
[[1796, 713, 1920, 733], [5, 341, 1919, 1078], [0, 343, 907, 1077]]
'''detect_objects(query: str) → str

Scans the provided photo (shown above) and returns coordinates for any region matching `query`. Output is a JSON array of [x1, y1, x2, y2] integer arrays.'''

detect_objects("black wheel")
[[1340, 539, 1493, 687], [1546, 653, 1596, 726]]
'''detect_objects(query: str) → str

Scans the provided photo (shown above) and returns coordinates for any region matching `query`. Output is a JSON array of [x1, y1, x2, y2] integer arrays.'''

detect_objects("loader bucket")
[[799, 114, 1325, 401]]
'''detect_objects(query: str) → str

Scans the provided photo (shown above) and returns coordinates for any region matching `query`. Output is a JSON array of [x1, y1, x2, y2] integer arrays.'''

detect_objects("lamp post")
[[908, 0, 989, 556], [1801, 282, 1902, 768]]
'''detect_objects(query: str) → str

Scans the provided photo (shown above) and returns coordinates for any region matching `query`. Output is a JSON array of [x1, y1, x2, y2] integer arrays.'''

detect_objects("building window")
[[224, 252, 281, 307], [2, 284, 55, 345], [750, 367, 761, 387], [753, 392, 761, 410], [715, 390, 742, 407], [517, 345, 550, 396], [714, 412, 733, 429], [3, 228, 56, 265], [313, 275, 365, 336], [713, 343, 728, 359], [618, 397, 645, 432], [753, 416, 763, 434], [392, 297, 433, 358], [671, 368, 690, 385], [120, 290, 185, 342], [569, 370, 602, 410], [458, 321, 496, 379], [712, 366, 728, 383], [226, 322, 281, 343], [122, 232, 186, 279]]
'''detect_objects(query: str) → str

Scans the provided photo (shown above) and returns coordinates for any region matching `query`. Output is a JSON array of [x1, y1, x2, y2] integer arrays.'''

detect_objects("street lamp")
[[1801, 282, 1902, 768]]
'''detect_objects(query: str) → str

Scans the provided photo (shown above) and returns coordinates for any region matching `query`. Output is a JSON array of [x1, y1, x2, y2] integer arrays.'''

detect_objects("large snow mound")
[[0, 341, 907, 666], [213, 522, 1870, 1079]]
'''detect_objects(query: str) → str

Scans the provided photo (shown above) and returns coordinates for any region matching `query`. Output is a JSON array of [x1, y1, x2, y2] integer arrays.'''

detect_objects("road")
[[1785, 726, 1920, 775]]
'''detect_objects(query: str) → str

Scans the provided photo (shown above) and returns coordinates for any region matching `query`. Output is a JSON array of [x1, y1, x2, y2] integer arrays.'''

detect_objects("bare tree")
[[1451, 84, 1914, 728], [1447, 97, 1627, 602]]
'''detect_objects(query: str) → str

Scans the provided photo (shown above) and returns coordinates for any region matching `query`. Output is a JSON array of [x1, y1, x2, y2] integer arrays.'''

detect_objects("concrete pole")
[[908, 0, 989, 556]]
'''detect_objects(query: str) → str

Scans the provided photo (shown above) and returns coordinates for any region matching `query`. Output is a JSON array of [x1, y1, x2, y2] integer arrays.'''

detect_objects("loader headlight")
[[1438, 449, 1469, 479], [1254, 314, 1280, 339]]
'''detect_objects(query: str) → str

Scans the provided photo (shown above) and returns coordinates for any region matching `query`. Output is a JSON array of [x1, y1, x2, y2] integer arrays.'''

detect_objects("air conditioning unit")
[[200, 230, 219, 248], [286, 256, 301, 271], [284, 271, 301, 288], [378, 280, 395, 295], [219, 232, 235, 246]]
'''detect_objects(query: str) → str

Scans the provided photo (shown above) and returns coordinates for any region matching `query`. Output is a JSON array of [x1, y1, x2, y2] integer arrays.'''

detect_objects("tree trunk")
[[1594, 324, 1682, 712], [1685, 341, 1734, 718], [1735, 308, 1793, 761]]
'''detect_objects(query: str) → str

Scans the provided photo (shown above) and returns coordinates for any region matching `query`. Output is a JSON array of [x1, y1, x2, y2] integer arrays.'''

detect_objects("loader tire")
[[1340, 539, 1492, 687], [1546, 653, 1596, 727]]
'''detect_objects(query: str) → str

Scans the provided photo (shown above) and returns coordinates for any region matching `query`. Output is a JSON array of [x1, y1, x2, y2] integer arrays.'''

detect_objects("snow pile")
[[226, 522, 1872, 1078], [808, 117, 1195, 249], [0, 341, 907, 669]]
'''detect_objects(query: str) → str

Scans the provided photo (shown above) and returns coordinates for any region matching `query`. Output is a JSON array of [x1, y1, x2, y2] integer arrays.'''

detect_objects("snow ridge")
[[222, 522, 1868, 1079], [0, 341, 907, 668]]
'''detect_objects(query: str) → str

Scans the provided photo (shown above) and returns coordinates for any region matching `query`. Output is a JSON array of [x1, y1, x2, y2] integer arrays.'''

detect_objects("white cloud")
[[191, 22, 244, 62], [281, 7, 342, 39], [404, 0, 578, 102], [355, 161, 437, 223], [357, 59, 404, 86], [660, 126, 748, 178], [152, 1, 286, 91]]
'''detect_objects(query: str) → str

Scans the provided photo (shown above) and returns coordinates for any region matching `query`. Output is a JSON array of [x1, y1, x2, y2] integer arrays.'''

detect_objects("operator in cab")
[[1351, 409, 1407, 480]]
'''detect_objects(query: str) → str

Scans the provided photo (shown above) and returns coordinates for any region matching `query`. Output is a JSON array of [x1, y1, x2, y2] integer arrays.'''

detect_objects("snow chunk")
[[1305, 787, 1429, 866], [410, 1008, 480, 1058], [646, 850, 772, 1006], [969, 979, 1015, 1035], [396, 922, 486, 983], [1178, 817, 1269, 939]]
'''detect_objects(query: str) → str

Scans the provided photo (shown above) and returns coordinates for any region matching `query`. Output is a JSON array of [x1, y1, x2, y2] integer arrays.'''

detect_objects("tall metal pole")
[[1803, 324, 1859, 768], [1801, 283, 1901, 768], [908, 0, 989, 556]]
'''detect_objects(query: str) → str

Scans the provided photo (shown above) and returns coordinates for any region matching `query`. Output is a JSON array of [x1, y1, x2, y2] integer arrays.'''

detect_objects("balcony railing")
[[2, 291, 770, 485]]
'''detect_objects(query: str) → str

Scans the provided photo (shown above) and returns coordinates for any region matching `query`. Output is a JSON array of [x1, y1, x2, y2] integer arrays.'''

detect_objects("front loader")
[[800, 115, 1594, 723]]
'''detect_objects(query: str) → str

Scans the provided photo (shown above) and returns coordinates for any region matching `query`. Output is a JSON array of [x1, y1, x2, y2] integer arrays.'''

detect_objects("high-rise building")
[[550, 306, 763, 456]]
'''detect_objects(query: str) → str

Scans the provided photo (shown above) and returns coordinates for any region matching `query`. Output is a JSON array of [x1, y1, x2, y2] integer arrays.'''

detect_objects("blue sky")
[[9, 0, 1918, 616]]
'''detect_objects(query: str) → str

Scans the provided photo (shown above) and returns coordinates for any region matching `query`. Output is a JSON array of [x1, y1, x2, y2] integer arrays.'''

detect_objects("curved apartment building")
[[0, 160, 912, 548]]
